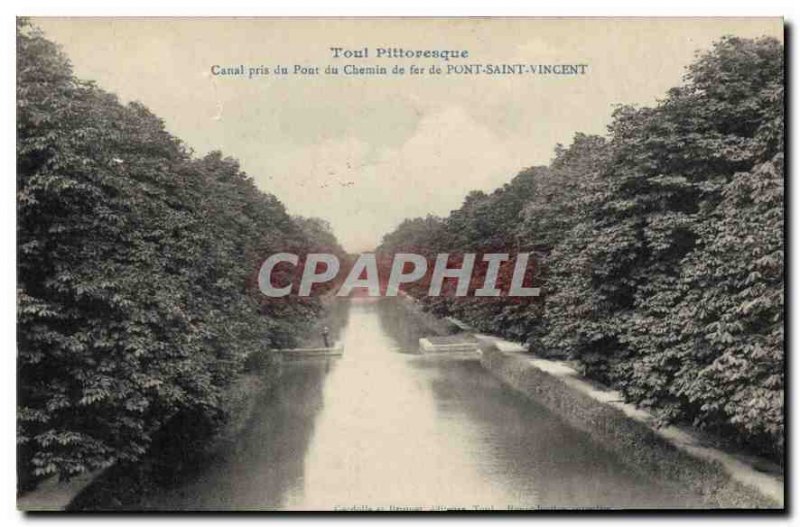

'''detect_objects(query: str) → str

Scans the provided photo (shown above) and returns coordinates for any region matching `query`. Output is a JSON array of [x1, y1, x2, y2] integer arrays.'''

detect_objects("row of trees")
[[379, 36, 784, 459], [17, 20, 343, 486]]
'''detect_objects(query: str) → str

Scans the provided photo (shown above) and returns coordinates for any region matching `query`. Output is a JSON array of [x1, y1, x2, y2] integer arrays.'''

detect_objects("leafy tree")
[[527, 134, 611, 359], [379, 36, 784, 458], [17, 20, 337, 486], [590, 37, 783, 456]]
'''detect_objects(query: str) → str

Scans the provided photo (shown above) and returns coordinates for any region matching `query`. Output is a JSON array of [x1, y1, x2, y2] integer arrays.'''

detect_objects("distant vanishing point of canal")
[[143, 298, 701, 510]]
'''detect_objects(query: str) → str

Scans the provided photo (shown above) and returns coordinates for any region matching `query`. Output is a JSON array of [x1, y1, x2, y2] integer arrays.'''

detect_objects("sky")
[[33, 17, 783, 252]]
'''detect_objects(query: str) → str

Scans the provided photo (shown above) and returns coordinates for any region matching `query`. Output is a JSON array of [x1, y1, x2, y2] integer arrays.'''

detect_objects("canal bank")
[[477, 344, 783, 509], [62, 368, 281, 511], [24, 301, 348, 511], [396, 294, 783, 509], [19, 368, 279, 511]]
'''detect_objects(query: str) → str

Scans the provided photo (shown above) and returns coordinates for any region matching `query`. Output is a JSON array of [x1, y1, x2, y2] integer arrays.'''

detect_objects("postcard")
[[16, 17, 784, 511]]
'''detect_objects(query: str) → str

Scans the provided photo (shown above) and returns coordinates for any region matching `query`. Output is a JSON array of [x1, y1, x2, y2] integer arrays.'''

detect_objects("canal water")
[[143, 298, 701, 510]]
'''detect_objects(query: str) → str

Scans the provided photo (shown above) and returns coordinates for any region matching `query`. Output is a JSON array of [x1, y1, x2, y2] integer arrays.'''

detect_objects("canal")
[[142, 298, 701, 510]]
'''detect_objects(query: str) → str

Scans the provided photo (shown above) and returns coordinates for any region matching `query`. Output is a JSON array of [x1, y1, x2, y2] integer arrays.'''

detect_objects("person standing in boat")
[[322, 326, 330, 348]]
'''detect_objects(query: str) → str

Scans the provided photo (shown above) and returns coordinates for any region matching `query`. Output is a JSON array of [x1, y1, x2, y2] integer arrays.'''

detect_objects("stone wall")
[[478, 343, 783, 509]]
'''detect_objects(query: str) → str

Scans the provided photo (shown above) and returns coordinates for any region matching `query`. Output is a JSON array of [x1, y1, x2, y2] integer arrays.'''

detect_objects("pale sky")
[[33, 18, 783, 252]]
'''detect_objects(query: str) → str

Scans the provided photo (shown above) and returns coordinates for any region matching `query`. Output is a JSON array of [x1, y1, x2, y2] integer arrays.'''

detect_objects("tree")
[[17, 20, 338, 485]]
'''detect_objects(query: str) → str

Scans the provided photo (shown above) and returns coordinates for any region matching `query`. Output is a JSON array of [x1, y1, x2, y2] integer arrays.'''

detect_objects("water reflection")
[[374, 296, 439, 351], [144, 297, 700, 510], [288, 299, 517, 509]]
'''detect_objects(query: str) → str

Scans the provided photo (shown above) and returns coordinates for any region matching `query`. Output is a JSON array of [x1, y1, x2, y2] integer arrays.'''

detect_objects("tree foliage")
[[380, 36, 784, 458], [17, 20, 341, 485]]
